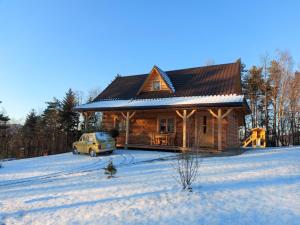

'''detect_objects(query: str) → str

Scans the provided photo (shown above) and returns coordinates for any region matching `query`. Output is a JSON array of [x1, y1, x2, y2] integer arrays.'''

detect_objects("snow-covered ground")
[[0, 147, 299, 225]]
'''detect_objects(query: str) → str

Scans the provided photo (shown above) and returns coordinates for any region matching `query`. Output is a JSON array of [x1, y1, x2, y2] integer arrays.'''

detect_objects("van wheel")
[[73, 147, 78, 155], [89, 149, 96, 157]]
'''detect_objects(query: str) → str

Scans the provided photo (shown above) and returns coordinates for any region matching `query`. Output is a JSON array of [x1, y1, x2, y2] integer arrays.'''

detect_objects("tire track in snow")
[[0, 153, 177, 188], [0, 156, 110, 187]]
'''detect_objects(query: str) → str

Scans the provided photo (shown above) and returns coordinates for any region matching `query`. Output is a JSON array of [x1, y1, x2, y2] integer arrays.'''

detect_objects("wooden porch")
[[83, 107, 242, 152], [116, 143, 186, 151], [116, 143, 221, 153]]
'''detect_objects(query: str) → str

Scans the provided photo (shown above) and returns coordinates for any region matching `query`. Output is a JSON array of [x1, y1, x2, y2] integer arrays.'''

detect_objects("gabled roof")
[[93, 61, 242, 101], [154, 66, 176, 92], [136, 66, 175, 95]]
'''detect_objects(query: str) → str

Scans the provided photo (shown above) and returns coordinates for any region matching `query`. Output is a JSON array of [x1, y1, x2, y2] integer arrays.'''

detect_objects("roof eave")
[[74, 101, 245, 112]]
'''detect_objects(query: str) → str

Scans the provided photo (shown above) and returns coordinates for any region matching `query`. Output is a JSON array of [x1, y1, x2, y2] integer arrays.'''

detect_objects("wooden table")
[[152, 133, 175, 146]]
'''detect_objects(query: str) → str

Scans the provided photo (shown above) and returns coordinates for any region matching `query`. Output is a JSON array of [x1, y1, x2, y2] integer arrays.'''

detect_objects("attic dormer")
[[136, 66, 175, 95]]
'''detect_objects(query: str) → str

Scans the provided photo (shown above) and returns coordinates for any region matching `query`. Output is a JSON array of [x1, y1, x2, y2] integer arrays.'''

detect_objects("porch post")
[[183, 110, 187, 148], [125, 112, 130, 148], [208, 108, 232, 151], [217, 109, 222, 151], [194, 115, 198, 146], [82, 112, 88, 132], [121, 111, 136, 149], [176, 109, 196, 149]]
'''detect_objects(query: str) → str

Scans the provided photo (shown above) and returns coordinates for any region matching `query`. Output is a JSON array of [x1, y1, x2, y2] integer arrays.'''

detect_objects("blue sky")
[[0, 0, 299, 122]]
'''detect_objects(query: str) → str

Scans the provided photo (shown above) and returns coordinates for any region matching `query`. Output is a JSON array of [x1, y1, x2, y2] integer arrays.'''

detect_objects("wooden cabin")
[[75, 61, 250, 151]]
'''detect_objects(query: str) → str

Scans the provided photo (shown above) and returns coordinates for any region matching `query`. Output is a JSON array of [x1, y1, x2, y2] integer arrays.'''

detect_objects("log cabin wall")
[[226, 111, 240, 148], [102, 112, 115, 131], [129, 112, 157, 145]]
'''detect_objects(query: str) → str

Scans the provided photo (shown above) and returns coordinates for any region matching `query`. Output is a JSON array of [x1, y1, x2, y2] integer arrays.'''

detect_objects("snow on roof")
[[75, 94, 244, 110], [155, 66, 176, 92]]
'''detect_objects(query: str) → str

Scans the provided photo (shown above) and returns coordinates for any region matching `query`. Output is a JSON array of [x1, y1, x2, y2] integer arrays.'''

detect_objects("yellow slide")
[[243, 128, 266, 148]]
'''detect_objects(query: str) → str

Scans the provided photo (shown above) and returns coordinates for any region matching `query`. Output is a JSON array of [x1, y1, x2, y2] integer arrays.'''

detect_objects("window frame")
[[152, 80, 161, 91], [157, 116, 176, 133]]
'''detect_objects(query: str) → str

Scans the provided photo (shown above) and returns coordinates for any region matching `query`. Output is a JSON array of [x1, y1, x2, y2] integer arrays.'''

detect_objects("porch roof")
[[74, 94, 246, 111]]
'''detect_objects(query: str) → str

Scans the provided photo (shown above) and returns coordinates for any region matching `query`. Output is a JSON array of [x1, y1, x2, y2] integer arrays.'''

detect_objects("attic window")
[[152, 80, 161, 91]]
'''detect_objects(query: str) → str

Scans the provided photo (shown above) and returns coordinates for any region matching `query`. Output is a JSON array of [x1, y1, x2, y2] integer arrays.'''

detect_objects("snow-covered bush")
[[104, 160, 117, 178], [173, 151, 201, 191]]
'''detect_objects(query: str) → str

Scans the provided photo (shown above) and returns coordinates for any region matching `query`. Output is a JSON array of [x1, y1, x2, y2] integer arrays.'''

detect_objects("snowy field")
[[0, 147, 299, 225]]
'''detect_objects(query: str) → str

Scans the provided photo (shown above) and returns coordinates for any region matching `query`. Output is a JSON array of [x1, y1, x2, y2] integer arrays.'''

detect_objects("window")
[[87, 134, 94, 142], [203, 116, 207, 134], [159, 118, 175, 133], [152, 80, 161, 91], [80, 135, 88, 142], [167, 118, 174, 133]]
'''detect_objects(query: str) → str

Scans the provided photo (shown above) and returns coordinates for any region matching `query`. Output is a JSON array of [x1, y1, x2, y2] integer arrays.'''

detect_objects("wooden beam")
[[187, 109, 196, 118], [123, 111, 136, 149], [82, 112, 88, 132], [217, 109, 222, 151], [208, 108, 233, 151], [208, 109, 218, 118], [129, 111, 136, 119], [176, 109, 196, 149], [121, 112, 126, 119], [182, 110, 187, 148], [125, 112, 130, 149], [176, 110, 184, 118], [194, 114, 198, 146], [211, 115, 215, 148], [222, 108, 233, 119]]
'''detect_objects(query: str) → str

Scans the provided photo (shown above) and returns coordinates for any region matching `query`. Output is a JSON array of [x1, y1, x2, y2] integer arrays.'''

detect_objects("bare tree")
[[288, 72, 300, 145], [173, 151, 201, 191], [204, 59, 215, 66], [276, 50, 294, 146], [86, 87, 102, 103]]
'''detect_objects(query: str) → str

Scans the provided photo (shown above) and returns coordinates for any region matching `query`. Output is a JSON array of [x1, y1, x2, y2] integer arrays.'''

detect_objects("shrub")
[[109, 128, 119, 139], [104, 160, 117, 178], [173, 150, 202, 192]]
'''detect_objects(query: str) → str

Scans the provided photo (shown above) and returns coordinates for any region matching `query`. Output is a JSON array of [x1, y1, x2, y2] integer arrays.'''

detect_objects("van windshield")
[[95, 132, 112, 141]]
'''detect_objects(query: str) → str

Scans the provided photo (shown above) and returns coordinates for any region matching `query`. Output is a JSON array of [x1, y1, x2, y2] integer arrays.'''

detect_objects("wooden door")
[[196, 113, 213, 147]]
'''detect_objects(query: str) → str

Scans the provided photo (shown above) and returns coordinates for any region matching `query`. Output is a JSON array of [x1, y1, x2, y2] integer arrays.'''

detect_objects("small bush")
[[109, 128, 119, 139], [0, 162, 2, 169], [173, 150, 202, 192], [104, 160, 117, 178]]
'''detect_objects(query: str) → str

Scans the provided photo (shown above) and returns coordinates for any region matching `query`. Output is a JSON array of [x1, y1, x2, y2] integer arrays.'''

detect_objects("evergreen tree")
[[23, 110, 41, 157], [59, 89, 80, 150], [243, 66, 263, 128], [60, 89, 79, 132], [42, 98, 62, 154], [0, 114, 9, 128], [0, 101, 9, 129], [0, 101, 10, 158]]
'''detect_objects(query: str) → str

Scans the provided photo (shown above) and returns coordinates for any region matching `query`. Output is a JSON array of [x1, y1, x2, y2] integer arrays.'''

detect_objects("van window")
[[80, 135, 85, 142], [87, 134, 94, 142], [96, 132, 111, 141]]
